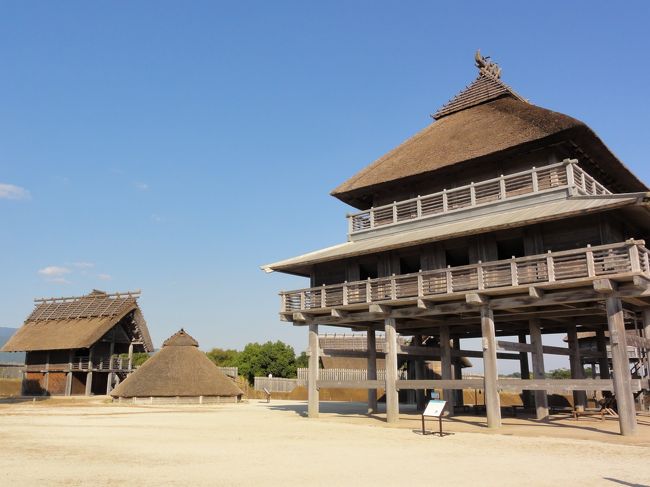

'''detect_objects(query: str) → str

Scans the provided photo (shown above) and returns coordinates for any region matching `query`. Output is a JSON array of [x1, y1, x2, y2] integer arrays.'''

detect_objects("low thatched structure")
[[110, 329, 243, 404]]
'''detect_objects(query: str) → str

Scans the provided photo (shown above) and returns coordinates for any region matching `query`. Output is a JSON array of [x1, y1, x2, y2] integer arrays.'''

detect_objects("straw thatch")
[[110, 329, 243, 398], [332, 74, 646, 208], [1, 290, 153, 352]]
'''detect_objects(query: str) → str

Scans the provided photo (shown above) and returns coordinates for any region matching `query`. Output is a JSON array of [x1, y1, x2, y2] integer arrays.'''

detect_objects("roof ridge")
[[432, 73, 527, 120]]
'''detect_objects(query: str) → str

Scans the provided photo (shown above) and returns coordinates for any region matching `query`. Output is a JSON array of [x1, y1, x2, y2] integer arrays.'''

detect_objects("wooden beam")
[[529, 287, 544, 299], [481, 305, 501, 428], [396, 379, 484, 390], [331, 308, 349, 318], [466, 293, 488, 306], [316, 380, 383, 389], [594, 278, 617, 294], [369, 304, 391, 315]]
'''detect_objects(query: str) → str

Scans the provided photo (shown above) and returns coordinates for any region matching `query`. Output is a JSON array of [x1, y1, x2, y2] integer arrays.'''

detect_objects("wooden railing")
[[281, 240, 647, 313], [296, 368, 408, 382], [347, 160, 611, 235]]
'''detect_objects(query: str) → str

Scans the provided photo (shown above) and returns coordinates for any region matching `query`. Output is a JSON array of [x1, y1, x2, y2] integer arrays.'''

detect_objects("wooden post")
[[596, 329, 610, 379], [605, 296, 637, 435], [415, 335, 427, 411], [308, 324, 319, 418], [440, 326, 454, 415], [43, 351, 50, 395], [453, 338, 464, 408], [567, 324, 587, 411], [481, 306, 501, 428], [65, 350, 73, 396], [128, 342, 134, 371], [106, 338, 115, 395], [518, 333, 532, 409], [643, 309, 650, 380], [529, 319, 549, 419], [384, 317, 399, 424], [367, 329, 378, 413], [85, 347, 93, 396]]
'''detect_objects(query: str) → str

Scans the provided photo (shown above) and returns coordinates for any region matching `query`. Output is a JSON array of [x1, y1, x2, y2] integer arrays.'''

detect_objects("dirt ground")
[[0, 398, 649, 487]]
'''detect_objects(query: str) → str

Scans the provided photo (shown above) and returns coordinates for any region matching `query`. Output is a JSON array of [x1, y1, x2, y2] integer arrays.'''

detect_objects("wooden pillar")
[[308, 323, 319, 418], [127, 342, 134, 371], [106, 339, 115, 395], [567, 324, 587, 410], [43, 351, 50, 395], [65, 350, 73, 396], [605, 297, 637, 436], [596, 329, 610, 379], [367, 329, 378, 413], [529, 319, 549, 420], [643, 309, 650, 379], [480, 306, 501, 428], [85, 347, 93, 396], [518, 333, 532, 409], [384, 317, 399, 424], [440, 326, 454, 415], [414, 335, 426, 411], [453, 338, 464, 407]]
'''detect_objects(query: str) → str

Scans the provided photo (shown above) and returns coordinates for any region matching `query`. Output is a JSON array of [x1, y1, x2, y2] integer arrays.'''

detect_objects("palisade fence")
[[217, 366, 238, 378], [254, 368, 409, 392]]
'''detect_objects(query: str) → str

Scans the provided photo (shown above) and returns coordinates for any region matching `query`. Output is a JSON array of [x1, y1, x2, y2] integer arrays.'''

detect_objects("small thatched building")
[[110, 329, 243, 404], [2, 289, 153, 396]]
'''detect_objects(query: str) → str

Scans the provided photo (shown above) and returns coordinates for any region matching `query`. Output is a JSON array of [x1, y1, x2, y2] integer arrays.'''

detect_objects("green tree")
[[296, 351, 309, 369], [546, 368, 571, 379], [236, 341, 299, 384], [119, 352, 151, 367], [205, 348, 239, 367]]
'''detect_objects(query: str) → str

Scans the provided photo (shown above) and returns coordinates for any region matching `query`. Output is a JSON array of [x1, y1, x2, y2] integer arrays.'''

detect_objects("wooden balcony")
[[280, 240, 649, 315], [347, 160, 610, 236], [27, 356, 136, 373]]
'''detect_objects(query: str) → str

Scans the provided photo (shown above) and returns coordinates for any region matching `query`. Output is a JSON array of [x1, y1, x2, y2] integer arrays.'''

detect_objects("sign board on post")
[[422, 400, 447, 436]]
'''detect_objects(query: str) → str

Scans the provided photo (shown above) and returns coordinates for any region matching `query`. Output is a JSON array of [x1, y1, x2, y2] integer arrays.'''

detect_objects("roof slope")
[[110, 329, 244, 398], [1, 290, 153, 352]]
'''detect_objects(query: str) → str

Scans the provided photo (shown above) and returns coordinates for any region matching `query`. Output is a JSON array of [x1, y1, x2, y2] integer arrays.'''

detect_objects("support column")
[[65, 350, 73, 396], [440, 326, 454, 415], [605, 297, 637, 436], [127, 342, 134, 371], [643, 309, 650, 380], [308, 323, 319, 418], [453, 338, 464, 408], [414, 335, 426, 411], [367, 328, 378, 414], [596, 329, 610, 379], [43, 351, 50, 396], [85, 347, 93, 396], [106, 339, 115, 395], [384, 317, 399, 424], [480, 305, 501, 428], [567, 324, 587, 410], [529, 319, 549, 420], [518, 333, 532, 409]]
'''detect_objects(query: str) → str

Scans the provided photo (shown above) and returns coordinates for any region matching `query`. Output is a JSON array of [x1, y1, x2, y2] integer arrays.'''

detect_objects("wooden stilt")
[[440, 326, 454, 415], [481, 306, 501, 428], [529, 319, 549, 420], [643, 309, 650, 381], [85, 347, 94, 396], [367, 329, 378, 413], [384, 317, 399, 424], [518, 333, 532, 409], [596, 329, 610, 379], [308, 323, 319, 418], [453, 338, 464, 408], [567, 324, 587, 410], [415, 334, 426, 411], [605, 297, 637, 436]]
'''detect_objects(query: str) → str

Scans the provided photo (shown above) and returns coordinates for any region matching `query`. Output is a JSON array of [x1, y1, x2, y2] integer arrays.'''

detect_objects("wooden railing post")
[[300, 291, 306, 310], [366, 278, 372, 303], [416, 196, 422, 218], [391, 274, 397, 300], [281, 293, 287, 312], [499, 175, 506, 199], [446, 266, 453, 294], [511, 257, 519, 286], [369, 207, 375, 229], [343, 282, 349, 306], [470, 183, 476, 206], [442, 190, 448, 212], [586, 244, 596, 277], [546, 251, 555, 282], [392, 202, 398, 224], [628, 240, 641, 272], [531, 167, 539, 193], [347, 215, 354, 235], [477, 261, 484, 290], [417, 271, 423, 297]]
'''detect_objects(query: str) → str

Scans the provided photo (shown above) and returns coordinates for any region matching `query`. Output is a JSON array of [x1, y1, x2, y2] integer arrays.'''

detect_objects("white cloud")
[[0, 183, 31, 200], [134, 182, 149, 191], [48, 277, 71, 284], [71, 262, 94, 269], [97, 273, 112, 281], [38, 266, 71, 277]]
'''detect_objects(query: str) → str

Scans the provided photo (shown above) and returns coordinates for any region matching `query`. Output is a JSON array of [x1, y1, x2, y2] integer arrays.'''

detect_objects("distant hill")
[[0, 327, 25, 364]]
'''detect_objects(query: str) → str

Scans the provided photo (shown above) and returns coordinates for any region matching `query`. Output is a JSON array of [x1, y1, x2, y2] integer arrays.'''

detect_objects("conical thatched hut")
[[110, 329, 243, 404]]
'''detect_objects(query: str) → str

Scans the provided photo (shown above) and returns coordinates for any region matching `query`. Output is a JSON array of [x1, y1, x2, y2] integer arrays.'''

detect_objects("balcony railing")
[[280, 240, 648, 313], [347, 160, 611, 235]]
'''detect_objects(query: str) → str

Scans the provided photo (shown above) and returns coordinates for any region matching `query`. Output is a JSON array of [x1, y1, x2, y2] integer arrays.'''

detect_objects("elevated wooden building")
[[263, 52, 650, 435], [1, 290, 153, 396]]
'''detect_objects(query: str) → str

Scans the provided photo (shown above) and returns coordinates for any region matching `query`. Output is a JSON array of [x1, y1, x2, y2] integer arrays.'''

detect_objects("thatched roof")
[[110, 329, 243, 398], [332, 60, 646, 209], [1, 290, 153, 352]]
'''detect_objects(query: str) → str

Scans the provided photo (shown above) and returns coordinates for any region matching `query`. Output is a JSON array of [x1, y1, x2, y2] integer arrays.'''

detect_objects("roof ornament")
[[475, 50, 501, 79]]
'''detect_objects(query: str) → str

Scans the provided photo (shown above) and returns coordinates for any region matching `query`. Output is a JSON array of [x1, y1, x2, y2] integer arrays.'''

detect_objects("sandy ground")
[[1, 398, 649, 487]]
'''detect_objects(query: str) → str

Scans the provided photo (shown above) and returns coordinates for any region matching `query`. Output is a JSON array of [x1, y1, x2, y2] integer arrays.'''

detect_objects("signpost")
[[421, 400, 447, 436]]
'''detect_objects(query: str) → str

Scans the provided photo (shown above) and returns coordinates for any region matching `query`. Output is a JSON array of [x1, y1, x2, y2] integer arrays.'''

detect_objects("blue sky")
[[1, 2, 649, 371]]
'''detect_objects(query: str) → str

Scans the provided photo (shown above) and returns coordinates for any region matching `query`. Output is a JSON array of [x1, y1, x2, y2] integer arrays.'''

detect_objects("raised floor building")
[[1, 290, 153, 396], [263, 52, 650, 436]]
